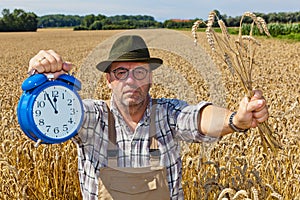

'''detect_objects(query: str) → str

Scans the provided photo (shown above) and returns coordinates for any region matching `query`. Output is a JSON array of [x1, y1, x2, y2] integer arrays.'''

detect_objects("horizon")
[[1, 8, 300, 23], [1, 0, 299, 22]]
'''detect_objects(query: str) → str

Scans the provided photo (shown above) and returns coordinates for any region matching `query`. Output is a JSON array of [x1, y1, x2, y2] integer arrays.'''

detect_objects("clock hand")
[[53, 96, 58, 110], [45, 92, 58, 114]]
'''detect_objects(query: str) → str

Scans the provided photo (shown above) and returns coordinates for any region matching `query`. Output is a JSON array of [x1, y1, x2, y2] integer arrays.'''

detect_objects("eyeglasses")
[[111, 67, 149, 80]]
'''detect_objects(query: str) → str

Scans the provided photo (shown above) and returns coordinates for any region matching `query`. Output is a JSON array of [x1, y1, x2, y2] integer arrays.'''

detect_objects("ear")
[[106, 73, 112, 89]]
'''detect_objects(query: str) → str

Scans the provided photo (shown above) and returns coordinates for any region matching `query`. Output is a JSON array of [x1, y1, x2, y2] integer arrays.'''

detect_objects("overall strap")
[[149, 99, 158, 150], [106, 100, 116, 147]]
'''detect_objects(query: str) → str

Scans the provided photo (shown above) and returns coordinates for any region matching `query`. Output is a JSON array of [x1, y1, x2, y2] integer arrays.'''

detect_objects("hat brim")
[[96, 58, 163, 72]]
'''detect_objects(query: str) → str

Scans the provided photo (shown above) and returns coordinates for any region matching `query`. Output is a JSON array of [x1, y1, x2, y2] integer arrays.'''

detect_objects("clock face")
[[32, 85, 82, 139]]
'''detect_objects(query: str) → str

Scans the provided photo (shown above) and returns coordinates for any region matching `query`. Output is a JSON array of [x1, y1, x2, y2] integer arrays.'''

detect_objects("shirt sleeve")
[[176, 101, 220, 143], [72, 99, 107, 146], [71, 99, 109, 198]]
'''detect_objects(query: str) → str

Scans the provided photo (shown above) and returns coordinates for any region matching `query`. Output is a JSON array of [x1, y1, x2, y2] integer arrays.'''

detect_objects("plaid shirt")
[[73, 97, 217, 200]]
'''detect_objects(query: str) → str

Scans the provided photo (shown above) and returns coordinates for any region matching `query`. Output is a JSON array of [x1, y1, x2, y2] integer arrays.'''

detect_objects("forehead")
[[110, 62, 150, 71]]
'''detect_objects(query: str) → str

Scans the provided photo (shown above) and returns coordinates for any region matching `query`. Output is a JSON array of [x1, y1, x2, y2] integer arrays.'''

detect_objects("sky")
[[1, 0, 299, 21]]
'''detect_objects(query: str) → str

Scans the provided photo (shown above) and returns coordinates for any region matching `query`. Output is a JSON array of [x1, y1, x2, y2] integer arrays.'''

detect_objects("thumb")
[[62, 61, 73, 72], [239, 96, 249, 114]]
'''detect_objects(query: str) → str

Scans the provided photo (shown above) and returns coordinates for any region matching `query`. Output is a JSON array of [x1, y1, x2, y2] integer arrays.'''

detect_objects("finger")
[[28, 54, 44, 73], [28, 57, 36, 72], [39, 57, 51, 72], [251, 90, 263, 100], [253, 107, 269, 119], [253, 111, 269, 123], [29, 50, 51, 73], [46, 50, 63, 72], [32, 59, 46, 73], [247, 99, 265, 112], [41, 50, 62, 73]]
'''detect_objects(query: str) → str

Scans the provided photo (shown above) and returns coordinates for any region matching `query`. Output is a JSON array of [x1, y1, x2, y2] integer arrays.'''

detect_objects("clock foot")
[[34, 139, 42, 148]]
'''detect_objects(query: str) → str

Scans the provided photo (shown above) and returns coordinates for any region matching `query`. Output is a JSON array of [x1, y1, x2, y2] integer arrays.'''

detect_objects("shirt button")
[[144, 118, 149, 125]]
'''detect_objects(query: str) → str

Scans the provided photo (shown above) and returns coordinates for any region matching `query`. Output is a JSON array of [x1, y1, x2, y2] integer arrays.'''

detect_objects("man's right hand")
[[28, 50, 72, 79]]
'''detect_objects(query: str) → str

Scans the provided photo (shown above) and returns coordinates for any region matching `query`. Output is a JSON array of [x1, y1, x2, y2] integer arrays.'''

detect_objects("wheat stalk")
[[192, 11, 281, 154], [217, 188, 236, 200], [232, 190, 249, 199], [251, 187, 259, 200]]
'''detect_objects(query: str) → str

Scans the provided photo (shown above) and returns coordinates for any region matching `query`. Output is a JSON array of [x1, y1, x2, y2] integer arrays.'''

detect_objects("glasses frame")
[[111, 67, 149, 80]]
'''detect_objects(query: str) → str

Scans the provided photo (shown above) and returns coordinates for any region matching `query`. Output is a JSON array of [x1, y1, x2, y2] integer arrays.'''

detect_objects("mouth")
[[124, 90, 136, 95], [124, 89, 135, 93], [123, 88, 140, 95]]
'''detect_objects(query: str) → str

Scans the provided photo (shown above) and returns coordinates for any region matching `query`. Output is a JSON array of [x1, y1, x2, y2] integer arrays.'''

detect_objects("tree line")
[[73, 14, 163, 30], [1, 8, 300, 33]]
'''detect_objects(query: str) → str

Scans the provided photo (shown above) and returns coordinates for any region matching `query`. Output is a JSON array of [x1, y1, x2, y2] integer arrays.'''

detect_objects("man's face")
[[106, 62, 152, 107]]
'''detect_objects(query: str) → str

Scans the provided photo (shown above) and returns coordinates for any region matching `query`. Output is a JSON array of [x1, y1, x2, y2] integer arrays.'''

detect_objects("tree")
[[38, 14, 82, 28], [0, 8, 38, 31], [82, 14, 95, 28], [89, 21, 102, 30]]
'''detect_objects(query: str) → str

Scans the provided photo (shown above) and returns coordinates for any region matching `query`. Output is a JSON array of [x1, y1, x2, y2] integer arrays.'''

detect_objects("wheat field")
[[0, 28, 299, 199]]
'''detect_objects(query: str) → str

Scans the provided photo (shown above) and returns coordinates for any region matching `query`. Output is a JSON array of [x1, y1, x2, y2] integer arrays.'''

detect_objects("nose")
[[124, 71, 136, 84]]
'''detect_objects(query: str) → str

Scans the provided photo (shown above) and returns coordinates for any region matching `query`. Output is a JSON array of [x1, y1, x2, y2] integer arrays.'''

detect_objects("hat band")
[[110, 50, 150, 61]]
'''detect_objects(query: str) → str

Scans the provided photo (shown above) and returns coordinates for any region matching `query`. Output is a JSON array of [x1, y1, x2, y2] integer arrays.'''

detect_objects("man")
[[28, 35, 269, 199]]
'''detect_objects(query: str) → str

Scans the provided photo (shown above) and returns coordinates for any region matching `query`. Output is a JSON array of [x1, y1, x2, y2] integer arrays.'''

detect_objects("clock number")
[[39, 119, 45, 126], [68, 118, 74, 124], [52, 90, 59, 98], [37, 101, 45, 108], [46, 125, 51, 132], [67, 99, 73, 106], [43, 92, 49, 101], [54, 127, 59, 134], [35, 110, 42, 117], [63, 125, 68, 132], [70, 108, 76, 115]]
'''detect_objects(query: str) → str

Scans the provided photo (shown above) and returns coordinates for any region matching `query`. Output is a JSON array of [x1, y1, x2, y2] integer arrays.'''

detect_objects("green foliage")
[[227, 27, 239, 35], [268, 23, 300, 36], [73, 25, 89, 31], [74, 14, 161, 30], [163, 19, 197, 29], [109, 15, 155, 22], [276, 33, 300, 41], [225, 11, 300, 27], [240, 23, 300, 40], [38, 14, 82, 28], [0, 9, 38, 31], [89, 21, 102, 30], [1, 7, 300, 36]]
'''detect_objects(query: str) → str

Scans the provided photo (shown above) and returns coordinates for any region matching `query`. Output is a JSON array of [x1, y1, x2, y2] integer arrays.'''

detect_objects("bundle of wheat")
[[192, 11, 281, 154]]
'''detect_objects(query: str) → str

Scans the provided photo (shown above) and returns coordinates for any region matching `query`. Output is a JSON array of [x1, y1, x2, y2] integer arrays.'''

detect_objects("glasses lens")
[[133, 67, 148, 80], [112, 68, 129, 80]]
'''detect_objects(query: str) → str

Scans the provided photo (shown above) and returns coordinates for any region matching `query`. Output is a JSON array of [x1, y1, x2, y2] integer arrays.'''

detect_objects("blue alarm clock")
[[17, 73, 84, 146]]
